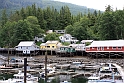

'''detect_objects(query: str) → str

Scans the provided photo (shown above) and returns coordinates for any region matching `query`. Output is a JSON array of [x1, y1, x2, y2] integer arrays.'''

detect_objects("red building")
[[86, 40, 124, 57]]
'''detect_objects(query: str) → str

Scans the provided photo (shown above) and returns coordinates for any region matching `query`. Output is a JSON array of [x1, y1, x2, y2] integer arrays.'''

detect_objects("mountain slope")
[[0, 0, 97, 15]]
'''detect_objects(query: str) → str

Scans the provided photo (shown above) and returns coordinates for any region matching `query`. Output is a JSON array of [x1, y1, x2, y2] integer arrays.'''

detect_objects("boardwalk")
[[112, 63, 124, 82]]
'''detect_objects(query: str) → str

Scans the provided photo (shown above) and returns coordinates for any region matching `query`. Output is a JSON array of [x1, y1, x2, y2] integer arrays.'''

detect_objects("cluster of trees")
[[0, 4, 124, 48], [65, 5, 124, 40]]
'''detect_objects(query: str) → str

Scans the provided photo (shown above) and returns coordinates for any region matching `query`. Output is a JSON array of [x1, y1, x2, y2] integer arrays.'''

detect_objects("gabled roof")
[[40, 43, 46, 46], [87, 40, 124, 47], [81, 40, 93, 43], [17, 41, 34, 46], [69, 44, 85, 47], [46, 41, 59, 44]]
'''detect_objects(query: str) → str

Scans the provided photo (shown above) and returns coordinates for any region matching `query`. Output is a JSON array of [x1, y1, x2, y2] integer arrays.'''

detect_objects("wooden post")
[[45, 51, 47, 83], [24, 58, 27, 83], [123, 52, 124, 69], [51, 49, 52, 55], [7, 48, 9, 65], [109, 52, 110, 60], [96, 52, 98, 64]]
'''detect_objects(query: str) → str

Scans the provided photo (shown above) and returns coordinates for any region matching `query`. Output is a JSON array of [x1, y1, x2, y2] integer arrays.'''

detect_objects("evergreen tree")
[[59, 6, 71, 29], [1, 9, 8, 27]]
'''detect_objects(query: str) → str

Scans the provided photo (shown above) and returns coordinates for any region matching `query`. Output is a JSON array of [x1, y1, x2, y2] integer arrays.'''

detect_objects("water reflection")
[[0, 73, 87, 83], [39, 75, 87, 83]]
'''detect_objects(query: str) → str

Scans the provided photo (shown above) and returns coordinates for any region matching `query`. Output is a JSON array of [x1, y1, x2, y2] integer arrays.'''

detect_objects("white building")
[[59, 34, 79, 44], [54, 30, 65, 34], [69, 44, 86, 51], [15, 41, 39, 54]]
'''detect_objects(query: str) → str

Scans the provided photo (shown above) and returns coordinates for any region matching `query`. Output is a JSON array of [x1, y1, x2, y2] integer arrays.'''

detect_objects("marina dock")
[[0, 55, 123, 83], [112, 63, 124, 82]]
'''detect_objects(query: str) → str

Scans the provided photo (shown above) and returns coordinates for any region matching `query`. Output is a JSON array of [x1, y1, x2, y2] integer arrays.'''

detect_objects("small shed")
[[15, 41, 39, 54], [55, 46, 76, 57]]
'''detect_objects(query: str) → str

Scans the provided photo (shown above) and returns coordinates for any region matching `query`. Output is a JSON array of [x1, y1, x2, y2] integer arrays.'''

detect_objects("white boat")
[[39, 66, 56, 78], [87, 74, 116, 83], [70, 62, 85, 69], [0, 70, 38, 83], [60, 80, 71, 83], [100, 63, 112, 73], [0, 65, 13, 69]]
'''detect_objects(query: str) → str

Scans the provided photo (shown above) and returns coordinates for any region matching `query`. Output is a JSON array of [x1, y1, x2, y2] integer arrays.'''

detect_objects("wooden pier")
[[112, 63, 124, 81]]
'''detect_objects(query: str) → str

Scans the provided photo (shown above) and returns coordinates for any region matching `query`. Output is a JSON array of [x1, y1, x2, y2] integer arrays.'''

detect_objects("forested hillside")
[[0, 0, 95, 16], [0, 1, 124, 48]]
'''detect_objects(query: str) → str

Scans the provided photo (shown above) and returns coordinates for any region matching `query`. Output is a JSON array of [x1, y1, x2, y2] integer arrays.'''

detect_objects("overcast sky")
[[54, 0, 124, 11]]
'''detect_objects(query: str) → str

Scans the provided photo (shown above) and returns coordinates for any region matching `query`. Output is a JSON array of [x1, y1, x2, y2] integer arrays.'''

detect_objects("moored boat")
[[0, 70, 38, 83], [60, 80, 71, 83], [87, 74, 116, 83]]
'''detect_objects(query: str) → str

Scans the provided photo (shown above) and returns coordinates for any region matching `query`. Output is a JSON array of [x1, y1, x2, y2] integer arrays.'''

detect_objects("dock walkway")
[[112, 63, 124, 82]]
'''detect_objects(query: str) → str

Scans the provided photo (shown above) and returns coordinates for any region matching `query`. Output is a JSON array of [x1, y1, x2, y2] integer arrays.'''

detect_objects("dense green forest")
[[0, 4, 124, 48]]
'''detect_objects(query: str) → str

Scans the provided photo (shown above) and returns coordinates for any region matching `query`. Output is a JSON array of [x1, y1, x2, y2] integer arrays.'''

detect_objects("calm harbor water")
[[0, 73, 123, 83], [0, 74, 88, 83], [38, 75, 87, 83]]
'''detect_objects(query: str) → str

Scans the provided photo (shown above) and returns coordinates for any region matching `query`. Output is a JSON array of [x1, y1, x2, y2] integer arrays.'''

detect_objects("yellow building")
[[40, 41, 62, 50], [40, 43, 46, 49]]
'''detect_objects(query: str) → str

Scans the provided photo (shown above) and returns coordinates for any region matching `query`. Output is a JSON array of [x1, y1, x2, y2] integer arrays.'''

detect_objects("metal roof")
[[46, 41, 59, 44], [40, 43, 46, 46], [18, 41, 34, 46], [87, 40, 124, 47]]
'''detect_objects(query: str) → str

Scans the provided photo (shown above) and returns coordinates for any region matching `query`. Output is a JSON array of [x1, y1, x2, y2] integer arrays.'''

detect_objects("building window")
[[87, 47, 90, 50], [61, 48, 64, 50], [112, 47, 116, 50], [118, 47, 122, 50], [101, 47, 104, 50], [97, 47, 100, 50], [65, 48, 68, 51], [52, 46, 54, 48], [47, 46, 50, 48], [60, 37, 63, 39], [92, 47, 94, 49], [66, 38, 69, 40]]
